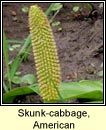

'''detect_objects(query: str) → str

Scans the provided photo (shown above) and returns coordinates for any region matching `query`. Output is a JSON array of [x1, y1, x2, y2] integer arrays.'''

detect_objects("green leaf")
[[19, 35, 31, 55], [60, 80, 103, 101], [72, 6, 80, 12], [10, 56, 20, 81], [51, 3, 63, 11], [3, 31, 11, 90], [21, 74, 36, 84], [12, 76, 22, 84], [12, 74, 36, 85], [20, 42, 32, 61], [3, 81, 9, 93], [22, 6, 29, 13], [45, 3, 56, 16], [7, 39, 25, 44], [9, 35, 31, 81], [3, 85, 39, 103]]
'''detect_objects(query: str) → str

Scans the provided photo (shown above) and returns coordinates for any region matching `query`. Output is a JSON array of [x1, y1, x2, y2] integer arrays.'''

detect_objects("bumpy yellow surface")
[[29, 5, 61, 101]]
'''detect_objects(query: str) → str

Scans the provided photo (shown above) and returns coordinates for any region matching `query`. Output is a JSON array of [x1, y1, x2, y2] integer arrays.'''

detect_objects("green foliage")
[[7, 39, 25, 44], [51, 3, 63, 11], [12, 74, 36, 84], [3, 85, 39, 103], [3, 32, 11, 91], [60, 80, 103, 102], [3, 80, 103, 103], [72, 6, 80, 12], [21, 6, 29, 13]]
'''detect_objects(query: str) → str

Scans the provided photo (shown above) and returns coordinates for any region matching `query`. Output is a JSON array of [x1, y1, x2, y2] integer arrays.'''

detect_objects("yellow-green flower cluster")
[[29, 5, 61, 101]]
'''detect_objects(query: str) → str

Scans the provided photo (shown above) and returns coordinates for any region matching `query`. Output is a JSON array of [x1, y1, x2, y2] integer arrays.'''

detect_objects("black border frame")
[[1, 0, 105, 106]]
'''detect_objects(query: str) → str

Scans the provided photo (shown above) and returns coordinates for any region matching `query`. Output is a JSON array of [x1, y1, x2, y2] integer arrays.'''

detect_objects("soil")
[[3, 2, 103, 103]]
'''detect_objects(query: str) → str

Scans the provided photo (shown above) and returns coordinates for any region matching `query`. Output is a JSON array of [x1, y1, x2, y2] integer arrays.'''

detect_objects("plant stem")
[[3, 31, 12, 90], [3, 81, 9, 93]]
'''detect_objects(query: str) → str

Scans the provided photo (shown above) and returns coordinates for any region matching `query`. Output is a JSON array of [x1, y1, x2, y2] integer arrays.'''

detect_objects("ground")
[[3, 3, 103, 103]]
